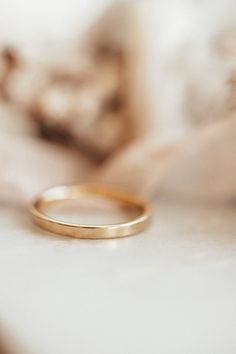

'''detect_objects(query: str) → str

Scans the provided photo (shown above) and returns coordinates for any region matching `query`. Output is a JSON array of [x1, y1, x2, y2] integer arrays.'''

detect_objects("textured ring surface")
[[30, 184, 152, 239]]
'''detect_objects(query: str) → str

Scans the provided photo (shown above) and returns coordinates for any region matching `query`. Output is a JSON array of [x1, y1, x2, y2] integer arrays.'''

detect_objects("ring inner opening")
[[41, 194, 142, 225]]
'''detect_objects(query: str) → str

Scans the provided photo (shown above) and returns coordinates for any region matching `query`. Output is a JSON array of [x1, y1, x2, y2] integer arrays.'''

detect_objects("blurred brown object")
[[0, 330, 18, 354], [4, 3, 146, 162], [0, 47, 20, 100]]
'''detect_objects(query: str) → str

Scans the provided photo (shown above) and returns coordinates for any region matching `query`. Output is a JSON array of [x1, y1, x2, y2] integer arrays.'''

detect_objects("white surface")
[[0, 199, 235, 354], [0, 0, 111, 46]]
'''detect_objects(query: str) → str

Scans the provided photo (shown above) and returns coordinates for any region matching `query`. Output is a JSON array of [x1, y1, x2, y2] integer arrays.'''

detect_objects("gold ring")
[[30, 184, 152, 239]]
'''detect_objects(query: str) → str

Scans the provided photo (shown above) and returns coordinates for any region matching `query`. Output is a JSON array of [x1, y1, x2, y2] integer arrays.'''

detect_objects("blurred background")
[[0, 0, 236, 203]]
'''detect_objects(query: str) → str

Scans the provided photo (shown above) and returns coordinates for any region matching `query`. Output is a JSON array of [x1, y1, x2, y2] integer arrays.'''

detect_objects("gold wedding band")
[[30, 184, 152, 239]]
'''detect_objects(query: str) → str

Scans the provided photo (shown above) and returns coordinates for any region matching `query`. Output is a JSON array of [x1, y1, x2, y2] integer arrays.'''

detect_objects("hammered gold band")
[[30, 184, 152, 239]]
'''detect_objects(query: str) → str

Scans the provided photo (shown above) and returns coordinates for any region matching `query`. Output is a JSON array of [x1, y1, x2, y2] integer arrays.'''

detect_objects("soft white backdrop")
[[0, 0, 111, 58]]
